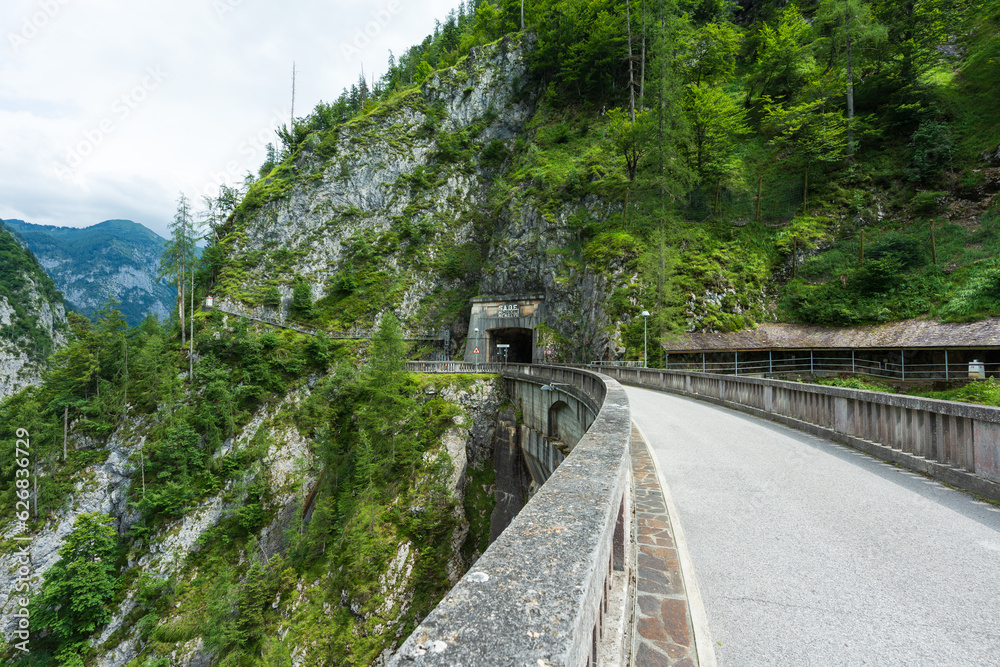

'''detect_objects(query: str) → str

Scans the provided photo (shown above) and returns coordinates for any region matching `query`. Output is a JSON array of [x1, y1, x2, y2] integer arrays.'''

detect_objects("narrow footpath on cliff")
[[626, 385, 1000, 667]]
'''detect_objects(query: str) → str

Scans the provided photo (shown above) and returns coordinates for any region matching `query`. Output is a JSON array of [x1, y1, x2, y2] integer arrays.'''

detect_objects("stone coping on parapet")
[[389, 365, 632, 666], [662, 317, 1000, 353], [629, 367, 1000, 423]]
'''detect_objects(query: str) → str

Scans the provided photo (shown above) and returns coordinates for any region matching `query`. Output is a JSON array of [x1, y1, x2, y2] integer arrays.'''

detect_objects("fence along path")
[[214, 304, 449, 343]]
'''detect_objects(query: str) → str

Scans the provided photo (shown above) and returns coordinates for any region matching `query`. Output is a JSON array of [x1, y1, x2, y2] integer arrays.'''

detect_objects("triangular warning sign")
[[473, 346, 481, 354]]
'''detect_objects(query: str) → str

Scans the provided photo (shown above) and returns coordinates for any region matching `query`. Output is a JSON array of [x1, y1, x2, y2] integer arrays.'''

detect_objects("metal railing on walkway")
[[593, 353, 998, 382], [586, 360, 644, 368], [215, 305, 450, 353]]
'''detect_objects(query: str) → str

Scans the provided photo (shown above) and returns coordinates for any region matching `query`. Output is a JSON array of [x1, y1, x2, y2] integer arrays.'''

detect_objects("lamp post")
[[641, 310, 650, 368], [474, 327, 479, 370]]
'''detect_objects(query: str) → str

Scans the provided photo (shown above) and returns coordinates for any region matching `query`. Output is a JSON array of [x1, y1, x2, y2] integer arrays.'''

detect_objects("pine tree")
[[160, 194, 197, 349]]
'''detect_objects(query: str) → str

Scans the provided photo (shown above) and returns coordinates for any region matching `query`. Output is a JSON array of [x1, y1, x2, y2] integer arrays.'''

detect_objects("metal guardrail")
[[391, 364, 630, 667], [593, 354, 997, 381], [406, 361, 506, 373], [215, 305, 449, 345], [586, 360, 643, 368]]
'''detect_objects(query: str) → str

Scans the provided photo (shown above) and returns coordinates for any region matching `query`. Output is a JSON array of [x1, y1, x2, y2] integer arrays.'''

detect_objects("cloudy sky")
[[0, 0, 460, 238]]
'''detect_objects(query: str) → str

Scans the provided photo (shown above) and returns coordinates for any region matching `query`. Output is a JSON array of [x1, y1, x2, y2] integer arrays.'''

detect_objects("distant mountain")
[[3, 219, 176, 326], [0, 222, 67, 399]]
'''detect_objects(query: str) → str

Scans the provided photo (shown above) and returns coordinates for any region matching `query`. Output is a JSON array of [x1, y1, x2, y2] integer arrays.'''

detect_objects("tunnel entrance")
[[465, 296, 544, 364], [490, 327, 534, 363]]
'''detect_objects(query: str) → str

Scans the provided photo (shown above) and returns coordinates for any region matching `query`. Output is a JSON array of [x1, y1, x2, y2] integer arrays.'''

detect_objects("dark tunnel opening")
[[490, 327, 533, 363]]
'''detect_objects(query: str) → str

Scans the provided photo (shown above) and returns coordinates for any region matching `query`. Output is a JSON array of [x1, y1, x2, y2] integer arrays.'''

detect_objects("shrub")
[[867, 235, 927, 270], [290, 281, 314, 320], [907, 120, 954, 182], [262, 285, 282, 309]]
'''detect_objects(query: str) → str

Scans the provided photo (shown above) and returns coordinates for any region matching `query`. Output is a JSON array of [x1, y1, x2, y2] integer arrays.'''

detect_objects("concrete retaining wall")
[[393, 364, 631, 666], [602, 367, 1000, 501]]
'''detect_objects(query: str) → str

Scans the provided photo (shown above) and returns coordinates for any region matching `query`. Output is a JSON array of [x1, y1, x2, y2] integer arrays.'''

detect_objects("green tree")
[[814, 0, 886, 151], [361, 312, 420, 471], [644, 0, 695, 219], [262, 284, 282, 309], [130, 319, 178, 414], [870, 0, 964, 120], [531, 0, 627, 103], [32, 512, 119, 666], [685, 83, 751, 185], [907, 118, 954, 182], [747, 4, 815, 103], [764, 96, 848, 210], [776, 215, 828, 278], [681, 21, 741, 85], [638, 227, 684, 339], [368, 312, 406, 388], [607, 109, 654, 183], [290, 281, 314, 320], [606, 108, 656, 227], [160, 194, 198, 347], [45, 336, 99, 414]]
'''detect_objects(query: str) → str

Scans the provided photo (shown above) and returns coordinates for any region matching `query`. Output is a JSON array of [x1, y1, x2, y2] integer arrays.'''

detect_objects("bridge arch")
[[547, 398, 583, 449]]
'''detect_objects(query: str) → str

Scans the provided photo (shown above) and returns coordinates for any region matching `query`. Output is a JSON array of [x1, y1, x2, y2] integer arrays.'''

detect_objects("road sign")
[[473, 346, 481, 355]]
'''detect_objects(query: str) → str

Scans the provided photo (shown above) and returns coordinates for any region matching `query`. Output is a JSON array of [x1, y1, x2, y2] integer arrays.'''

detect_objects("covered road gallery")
[[660, 319, 1000, 382]]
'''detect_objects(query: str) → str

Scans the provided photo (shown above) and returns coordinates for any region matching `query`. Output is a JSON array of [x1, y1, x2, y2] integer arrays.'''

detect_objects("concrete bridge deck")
[[628, 385, 1000, 666]]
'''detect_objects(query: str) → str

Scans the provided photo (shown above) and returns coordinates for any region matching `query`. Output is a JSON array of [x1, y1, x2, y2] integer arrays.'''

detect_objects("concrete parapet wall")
[[393, 364, 632, 666], [602, 367, 1000, 501]]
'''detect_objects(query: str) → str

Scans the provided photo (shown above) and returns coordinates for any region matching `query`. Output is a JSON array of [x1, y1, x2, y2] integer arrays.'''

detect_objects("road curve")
[[626, 385, 1000, 667]]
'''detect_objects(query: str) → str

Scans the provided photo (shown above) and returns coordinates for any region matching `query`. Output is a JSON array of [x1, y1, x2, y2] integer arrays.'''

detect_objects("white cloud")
[[0, 0, 460, 238]]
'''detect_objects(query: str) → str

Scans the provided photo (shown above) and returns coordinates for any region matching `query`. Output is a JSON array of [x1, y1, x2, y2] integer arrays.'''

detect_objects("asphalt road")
[[626, 385, 1000, 667]]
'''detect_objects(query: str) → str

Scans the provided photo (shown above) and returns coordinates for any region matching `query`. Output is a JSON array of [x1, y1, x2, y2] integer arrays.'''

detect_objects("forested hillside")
[[207, 0, 1000, 360], [0, 308, 501, 666]]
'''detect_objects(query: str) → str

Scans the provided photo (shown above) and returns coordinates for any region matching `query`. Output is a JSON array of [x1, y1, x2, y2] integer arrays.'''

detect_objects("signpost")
[[496, 343, 510, 365], [474, 327, 479, 370]]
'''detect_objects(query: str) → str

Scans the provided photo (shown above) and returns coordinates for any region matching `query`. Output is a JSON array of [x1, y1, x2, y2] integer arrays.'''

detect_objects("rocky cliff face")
[[0, 371, 503, 667], [0, 224, 67, 400], [3, 219, 175, 326], [216, 33, 623, 360]]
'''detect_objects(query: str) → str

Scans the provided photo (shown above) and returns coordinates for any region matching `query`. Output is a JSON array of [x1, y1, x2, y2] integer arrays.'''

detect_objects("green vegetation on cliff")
[[0, 305, 494, 666]]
